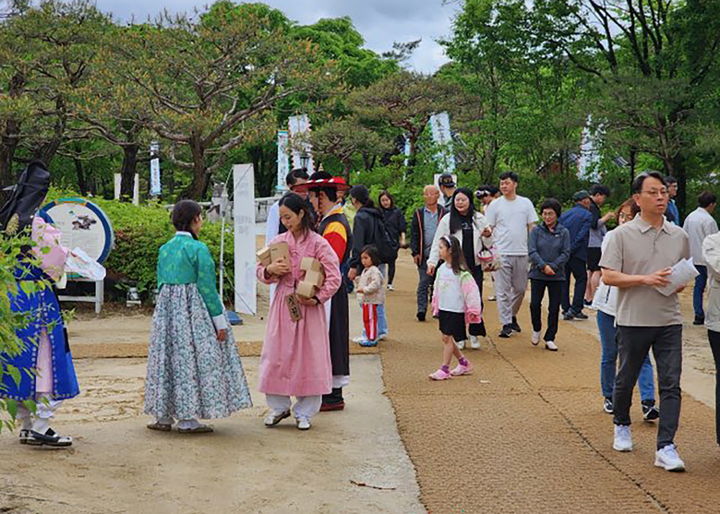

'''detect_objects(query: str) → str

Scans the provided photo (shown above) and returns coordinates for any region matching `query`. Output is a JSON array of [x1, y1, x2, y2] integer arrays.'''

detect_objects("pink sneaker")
[[450, 362, 473, 376], [428, 368, 452, 380]]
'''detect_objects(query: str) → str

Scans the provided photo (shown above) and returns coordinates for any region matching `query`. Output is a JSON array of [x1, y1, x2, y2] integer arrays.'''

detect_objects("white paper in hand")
[[654, 257, 699, 297], [65, 247, 106, 281]]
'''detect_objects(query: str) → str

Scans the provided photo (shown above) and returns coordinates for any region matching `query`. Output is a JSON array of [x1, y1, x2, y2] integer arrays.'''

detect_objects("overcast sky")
[[95, 0, 458, 73]]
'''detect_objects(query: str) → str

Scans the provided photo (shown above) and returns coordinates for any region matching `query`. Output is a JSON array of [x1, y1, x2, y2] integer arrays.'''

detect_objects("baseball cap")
[[573, 190, 590, 202], [439, 173, 455, 188]]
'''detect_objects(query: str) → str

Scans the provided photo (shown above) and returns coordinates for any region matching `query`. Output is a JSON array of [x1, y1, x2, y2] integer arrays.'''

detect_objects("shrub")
[[44, 190, 235, 300]]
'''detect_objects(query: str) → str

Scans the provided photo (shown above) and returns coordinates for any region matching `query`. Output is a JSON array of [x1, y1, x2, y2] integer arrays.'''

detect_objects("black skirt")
[[438, 310, 467, 342]]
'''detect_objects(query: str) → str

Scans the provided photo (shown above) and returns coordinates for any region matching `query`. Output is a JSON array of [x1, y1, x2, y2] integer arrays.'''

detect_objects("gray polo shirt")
[[599, 216, 689, 327]]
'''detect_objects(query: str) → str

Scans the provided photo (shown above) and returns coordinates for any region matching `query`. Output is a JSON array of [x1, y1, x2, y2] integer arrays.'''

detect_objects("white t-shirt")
[[437, 263, 465, 313], [485, 195, 538, 256]]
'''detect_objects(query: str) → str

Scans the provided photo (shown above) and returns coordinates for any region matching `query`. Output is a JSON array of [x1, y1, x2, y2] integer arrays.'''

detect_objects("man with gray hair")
[[410, 185, 447, 321]]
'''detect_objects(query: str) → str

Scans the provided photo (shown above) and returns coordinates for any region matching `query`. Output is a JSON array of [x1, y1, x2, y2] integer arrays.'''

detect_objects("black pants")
[[529, 279, 562, 342], [388, 258, 397, 285], [468, 265, 486, 337], [707, 330, 720, 444], [561, 256, 587, 315], [614, 325, 682, 450]]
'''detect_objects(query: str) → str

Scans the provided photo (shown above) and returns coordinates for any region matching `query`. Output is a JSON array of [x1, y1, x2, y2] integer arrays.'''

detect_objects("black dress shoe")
[[416, 312, 426, 322], [693, 316, 705, 325], [574, 311, 589, 320], [498, 325, 513, 338], [510, 316, 522, 332]]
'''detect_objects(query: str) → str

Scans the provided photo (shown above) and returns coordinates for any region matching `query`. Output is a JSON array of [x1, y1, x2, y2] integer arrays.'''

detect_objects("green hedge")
[[45, 190, 235, 299]]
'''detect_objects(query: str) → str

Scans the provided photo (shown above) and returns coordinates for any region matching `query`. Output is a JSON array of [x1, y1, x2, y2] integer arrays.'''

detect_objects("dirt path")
[[0, 356, 423, 513], [380, 252, 720, 513]]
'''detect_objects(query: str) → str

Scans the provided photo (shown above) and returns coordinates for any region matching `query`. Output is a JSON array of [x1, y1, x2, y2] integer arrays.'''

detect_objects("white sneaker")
[[352, 336, 364, 343], [544, 340, 558, 351], [613, 425, 633, 452], [378, 333, 388, 341], [454, 339, 466, 350], [655, 444, 685, 471], [469, 335, 481, 349], [296, 418, 311, 431], [531, 331, 541, 345], [387, 284, 394, 291]]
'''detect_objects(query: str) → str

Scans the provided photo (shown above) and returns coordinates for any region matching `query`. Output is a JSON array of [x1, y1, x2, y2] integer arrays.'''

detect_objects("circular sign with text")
[[39, 198, 114, 264]]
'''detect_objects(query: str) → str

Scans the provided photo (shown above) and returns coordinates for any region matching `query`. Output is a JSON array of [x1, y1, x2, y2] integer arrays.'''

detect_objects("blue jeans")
[[596, 310, 654, 401], [693, 265, 708, 319]]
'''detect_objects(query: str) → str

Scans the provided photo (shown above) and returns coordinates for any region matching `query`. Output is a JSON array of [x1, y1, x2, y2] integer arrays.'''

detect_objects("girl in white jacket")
[[427, 188, 493, 350]]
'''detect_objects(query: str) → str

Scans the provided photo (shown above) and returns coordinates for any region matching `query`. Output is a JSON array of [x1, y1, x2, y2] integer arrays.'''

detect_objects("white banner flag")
[[429, 112, 456, 172], [288, 114, 315, 173], [277, 130, 290, 194]]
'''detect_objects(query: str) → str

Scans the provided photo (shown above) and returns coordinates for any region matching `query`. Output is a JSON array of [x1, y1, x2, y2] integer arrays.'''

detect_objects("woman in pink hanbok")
[[257, 193, 341, 430]]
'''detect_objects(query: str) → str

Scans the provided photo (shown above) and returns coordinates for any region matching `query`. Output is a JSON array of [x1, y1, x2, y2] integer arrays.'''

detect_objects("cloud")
[[95, 0, 457, 73]]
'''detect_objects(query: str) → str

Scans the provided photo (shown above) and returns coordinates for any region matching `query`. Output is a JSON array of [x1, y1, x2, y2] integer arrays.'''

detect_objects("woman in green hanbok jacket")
[[144, 200, 252, 433]]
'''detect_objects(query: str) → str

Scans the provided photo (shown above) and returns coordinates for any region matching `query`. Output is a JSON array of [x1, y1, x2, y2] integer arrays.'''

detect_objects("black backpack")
[[372, 215, 399, 264]]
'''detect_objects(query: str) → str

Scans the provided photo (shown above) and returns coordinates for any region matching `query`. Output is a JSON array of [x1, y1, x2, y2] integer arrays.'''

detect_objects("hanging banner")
[[277, 130, 290, 194], [233, 163, 257, 315], [429, 111, 456, 172], [288, 114, 315, 173], [149, 141, 161, 196], [578, 114, 602, 181]]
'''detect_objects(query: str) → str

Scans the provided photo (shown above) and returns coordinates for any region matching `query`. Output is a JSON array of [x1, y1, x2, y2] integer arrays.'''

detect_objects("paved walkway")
[[380, 254, 720, 513]]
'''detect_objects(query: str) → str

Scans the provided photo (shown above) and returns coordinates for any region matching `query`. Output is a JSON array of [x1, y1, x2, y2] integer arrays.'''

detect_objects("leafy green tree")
[[349, 70, 463, 170], [524, 0, 720, 213], [0, 0, 110, 185], [112, 1, 336, 200]]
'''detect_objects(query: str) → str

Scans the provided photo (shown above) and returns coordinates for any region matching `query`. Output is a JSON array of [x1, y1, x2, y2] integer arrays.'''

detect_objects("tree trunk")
[[0, 120, 20, 186], [180, 136, 210, 200], [35, 95, 67, 166], [628, 147, 637, 195], [120, 144, 139, 200], [0, 73, 26, 186]]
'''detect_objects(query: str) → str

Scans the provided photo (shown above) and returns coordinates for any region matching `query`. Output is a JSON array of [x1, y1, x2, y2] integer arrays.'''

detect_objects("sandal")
[[177, 424, 214, 434], [146, 421, 173, 432], [26, 428, 72, 447]]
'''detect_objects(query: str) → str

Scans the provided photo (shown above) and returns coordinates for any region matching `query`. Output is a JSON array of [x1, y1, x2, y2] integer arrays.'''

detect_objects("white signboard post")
[[277, 130, 290, 194], [233, 163, 257, 315]]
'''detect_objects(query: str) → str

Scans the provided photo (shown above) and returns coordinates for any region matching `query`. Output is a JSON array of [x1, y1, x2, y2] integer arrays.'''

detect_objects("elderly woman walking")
[[528, 199, 570, 351]]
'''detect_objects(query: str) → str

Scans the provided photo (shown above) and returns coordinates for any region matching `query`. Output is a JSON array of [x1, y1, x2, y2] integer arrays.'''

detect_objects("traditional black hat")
[[0, 160, 51, 234]]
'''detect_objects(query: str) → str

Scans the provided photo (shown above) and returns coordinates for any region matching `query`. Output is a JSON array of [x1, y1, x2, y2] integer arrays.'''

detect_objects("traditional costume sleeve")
[[322, 221, 348, 261], [195, 242, 227, 330], [313, 237, 341, 304], [31, 216, 69, 282]]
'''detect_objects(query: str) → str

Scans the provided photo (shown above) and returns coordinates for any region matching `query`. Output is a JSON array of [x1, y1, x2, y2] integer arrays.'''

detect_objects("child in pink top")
[[429, 236, 483, 380]]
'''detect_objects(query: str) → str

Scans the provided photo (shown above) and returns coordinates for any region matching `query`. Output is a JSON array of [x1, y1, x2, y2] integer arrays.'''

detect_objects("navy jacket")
[[528, 222, 571, 281], [558, 204, 593, 261]]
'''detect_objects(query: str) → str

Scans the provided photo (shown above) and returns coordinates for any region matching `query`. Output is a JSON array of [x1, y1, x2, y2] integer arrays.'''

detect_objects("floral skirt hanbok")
[[144, 284, 252, 420]]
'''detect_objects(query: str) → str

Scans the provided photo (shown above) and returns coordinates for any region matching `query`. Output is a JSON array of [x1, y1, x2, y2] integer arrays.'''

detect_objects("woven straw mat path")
[[380, 252, 720, 513]]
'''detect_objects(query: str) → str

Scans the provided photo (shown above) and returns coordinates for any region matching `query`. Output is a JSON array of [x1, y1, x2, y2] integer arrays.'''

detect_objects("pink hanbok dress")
[[257, 230, 341, 397]]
